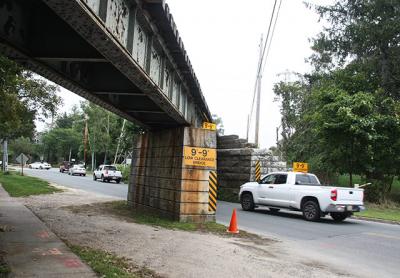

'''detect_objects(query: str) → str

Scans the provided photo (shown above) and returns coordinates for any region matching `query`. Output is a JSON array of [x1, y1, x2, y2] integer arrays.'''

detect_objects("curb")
[[353, 216, 400, 225]]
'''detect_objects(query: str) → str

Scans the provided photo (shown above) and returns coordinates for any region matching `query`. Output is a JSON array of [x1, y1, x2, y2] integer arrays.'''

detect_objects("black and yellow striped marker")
[[255, 161, 261, 182], [208, 171, 218, 212]]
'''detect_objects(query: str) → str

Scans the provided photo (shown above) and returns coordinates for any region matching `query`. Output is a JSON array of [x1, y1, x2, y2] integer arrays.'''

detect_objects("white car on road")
[[239, 171, 365, 222], [68, 164, 86, 176], [29, 162, 51, 170], [93, 165, 122, 183]]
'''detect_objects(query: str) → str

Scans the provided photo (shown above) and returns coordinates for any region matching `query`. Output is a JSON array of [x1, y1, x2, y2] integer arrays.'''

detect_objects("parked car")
[[68, 164, 86, 176], [59, 161, 72, 173], [29, 162, 51, 170], [93, 165, 122, 183], [239, 171, 365, 222]]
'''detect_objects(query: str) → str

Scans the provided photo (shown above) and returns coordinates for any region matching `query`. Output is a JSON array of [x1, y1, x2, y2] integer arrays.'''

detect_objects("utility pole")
[[246, 115, 250, 141], [2, 139, 8, 172], [114, 119, 126, 165], [255, 35, 263, 147], [83, 115, 88, 168], [103, 113, 110, 165]]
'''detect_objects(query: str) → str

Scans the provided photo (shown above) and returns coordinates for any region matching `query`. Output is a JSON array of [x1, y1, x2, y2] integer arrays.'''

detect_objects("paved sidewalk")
[[0, 185, 96, 277]]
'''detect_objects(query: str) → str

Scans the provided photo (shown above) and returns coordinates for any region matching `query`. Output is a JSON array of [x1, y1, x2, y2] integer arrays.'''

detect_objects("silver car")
[[68, 164, 86, 176]]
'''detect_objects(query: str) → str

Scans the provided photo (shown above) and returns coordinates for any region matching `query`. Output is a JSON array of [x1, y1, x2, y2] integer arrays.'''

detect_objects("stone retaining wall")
[[217, 135, 287, 202]]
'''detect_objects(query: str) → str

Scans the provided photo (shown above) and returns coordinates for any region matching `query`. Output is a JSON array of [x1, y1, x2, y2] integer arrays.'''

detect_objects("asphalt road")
[[23, 168, 400, 277], [22, 167, 127, 199]]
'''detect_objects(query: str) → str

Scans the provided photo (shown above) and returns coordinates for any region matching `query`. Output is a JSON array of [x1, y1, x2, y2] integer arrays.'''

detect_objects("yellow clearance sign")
[[293, 162, 308, 173], [183, 146, 216, 168], [202, 122, 217, 131]]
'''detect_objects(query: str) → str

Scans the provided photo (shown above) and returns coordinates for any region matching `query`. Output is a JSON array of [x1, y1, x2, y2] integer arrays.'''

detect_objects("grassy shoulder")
[[66, 201, 266, 240], [0, 251, 10, 277], [0, 172, 62, 197], [68, 245, 158, 278], [355, 203, 400, 222]]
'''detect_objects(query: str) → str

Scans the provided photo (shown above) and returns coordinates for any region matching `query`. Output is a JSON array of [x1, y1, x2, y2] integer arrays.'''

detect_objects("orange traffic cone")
[[227, 208, 239, 234]]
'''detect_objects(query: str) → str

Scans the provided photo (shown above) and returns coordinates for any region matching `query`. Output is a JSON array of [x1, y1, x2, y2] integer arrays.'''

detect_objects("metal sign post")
[[16, 153, 29, 176]]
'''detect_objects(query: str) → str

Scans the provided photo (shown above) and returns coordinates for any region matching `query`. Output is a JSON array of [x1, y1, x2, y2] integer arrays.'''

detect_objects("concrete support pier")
[[128, 127, 217, 222]]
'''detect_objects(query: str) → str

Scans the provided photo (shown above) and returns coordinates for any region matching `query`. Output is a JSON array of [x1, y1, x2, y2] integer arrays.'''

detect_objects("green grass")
[[337, 174, 400, 188], [0, 172, 62, 197], [66, 201, 265, 240], [355, 203, 400, 222], [337, 174, 400, 203], [69, 245, 157, 278], [0, 252, 10, 277], [0, 265, 10, 277]]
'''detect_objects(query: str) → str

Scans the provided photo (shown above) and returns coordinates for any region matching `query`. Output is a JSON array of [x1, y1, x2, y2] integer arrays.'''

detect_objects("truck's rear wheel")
[[241, 193, 255, 211], [302, 200, 321, 221], [330, 212, 349, 222]]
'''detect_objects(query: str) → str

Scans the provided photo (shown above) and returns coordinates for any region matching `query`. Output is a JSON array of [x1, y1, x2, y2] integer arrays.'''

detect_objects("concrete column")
[[128, 127, 217, 222]]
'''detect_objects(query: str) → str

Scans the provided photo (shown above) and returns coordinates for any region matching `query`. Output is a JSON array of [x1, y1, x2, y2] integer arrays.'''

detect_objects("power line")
[[247, 0, 282, 140], [261, 0, 282, 74], [249, 0, 278, 129]]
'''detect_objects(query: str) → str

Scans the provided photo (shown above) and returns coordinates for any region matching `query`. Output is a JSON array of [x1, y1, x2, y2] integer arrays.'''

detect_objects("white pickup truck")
[[93, 165, 122, 183], [239, 171, 365, 222]]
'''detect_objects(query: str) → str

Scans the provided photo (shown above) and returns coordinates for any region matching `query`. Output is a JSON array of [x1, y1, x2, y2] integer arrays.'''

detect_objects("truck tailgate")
[[337, 188, 363, 203]]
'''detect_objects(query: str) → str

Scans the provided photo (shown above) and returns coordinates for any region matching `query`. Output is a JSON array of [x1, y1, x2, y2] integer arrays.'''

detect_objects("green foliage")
[[0, 259, 10, 276], [0, 172, 62, 197], [0, 55, 61, 140], [274, 1, 400, 202], [39, 128, 82, 163], [309, 0, 400, 99], [30, 101, 141, 166], [116, 164, 131, 182], [8, 137, 36, 160], [212, 114, 224, 135]]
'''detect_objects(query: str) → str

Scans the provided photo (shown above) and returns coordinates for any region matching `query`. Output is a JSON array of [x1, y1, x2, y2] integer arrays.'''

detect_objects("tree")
[[273, 0, 400, 202], [39, 128, 81, 164], [212, 114, 225, 136], [8, 137, 37, 161], [81, 101, 141, 167], [273, 78, 310, 159], [0, 55, 61, 140], [309, 0, 400, 99]]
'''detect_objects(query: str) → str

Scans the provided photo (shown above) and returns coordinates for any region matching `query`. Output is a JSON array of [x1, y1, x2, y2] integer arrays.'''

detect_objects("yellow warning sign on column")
[[183, 146, 216, 168], [202, 122, 217, 131], [208, 171, 218, 212], [255, 161, 261, 182], [293, 162, 308, 173]]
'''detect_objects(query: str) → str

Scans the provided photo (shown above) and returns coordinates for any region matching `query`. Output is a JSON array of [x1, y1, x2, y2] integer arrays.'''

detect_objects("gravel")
[[21, 184, 354, 278]]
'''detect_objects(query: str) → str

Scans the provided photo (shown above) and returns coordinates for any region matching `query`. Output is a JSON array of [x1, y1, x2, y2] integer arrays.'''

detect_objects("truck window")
[[274, 174, 287, 184], [104, 166, 117, 171], [260, 175, 274, 184], [295, 174, 320, 185]]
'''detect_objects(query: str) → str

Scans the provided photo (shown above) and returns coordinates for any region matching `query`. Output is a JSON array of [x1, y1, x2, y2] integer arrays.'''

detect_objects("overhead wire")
[[261, 0, 282, 74], [247, 0, 282, 138], [248, 0, 278, 131]]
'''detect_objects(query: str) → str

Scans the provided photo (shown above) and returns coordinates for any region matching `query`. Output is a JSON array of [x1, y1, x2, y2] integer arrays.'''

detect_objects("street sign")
[[293, 162, 308, 173], [183, 146, 216, 168], [202, 122, 217, 131], [16, 153, 29, 164]]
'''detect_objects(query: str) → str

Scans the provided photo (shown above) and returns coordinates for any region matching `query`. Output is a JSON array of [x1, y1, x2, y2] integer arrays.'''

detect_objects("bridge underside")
[[0, 0, 217, 222], [0, 0, 209, 129]]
